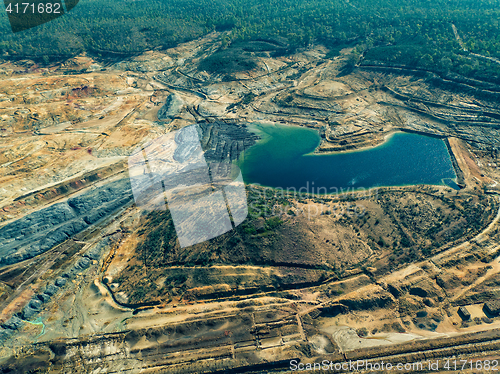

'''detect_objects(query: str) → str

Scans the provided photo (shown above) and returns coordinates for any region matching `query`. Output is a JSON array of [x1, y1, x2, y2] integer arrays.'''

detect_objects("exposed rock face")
[[22, 298, 43, 319], [197, 120, 258, 163], [387, 283, 404, 298], [436, 272, 462, 290], [338, 289, 396, 311], [55, 277, 67, 287], [0, 237, 113, 344], [409, 278, 445, 300], [157, 93, 184, 121], [388, 276, 445, 303], [1, 315, 23, 330], [0, 179, 132, 266], [319, 304, 349, 317], [35, 283, 63, 305]]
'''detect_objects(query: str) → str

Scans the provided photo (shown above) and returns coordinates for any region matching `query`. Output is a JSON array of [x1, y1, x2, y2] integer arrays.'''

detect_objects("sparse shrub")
[[356, 327, 368, 337]]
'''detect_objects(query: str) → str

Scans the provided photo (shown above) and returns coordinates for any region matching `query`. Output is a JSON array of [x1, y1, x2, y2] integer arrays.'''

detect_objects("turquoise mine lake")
[[238, 123, 458, 193]]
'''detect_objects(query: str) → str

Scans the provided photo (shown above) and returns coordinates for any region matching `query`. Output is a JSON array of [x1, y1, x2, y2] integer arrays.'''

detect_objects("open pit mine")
[[1, 33, 500, 373]]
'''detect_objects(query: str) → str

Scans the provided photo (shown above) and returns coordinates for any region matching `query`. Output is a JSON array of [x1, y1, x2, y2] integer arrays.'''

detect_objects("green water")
[[238, 123, 458, 193], [25, 316, 46, 341]]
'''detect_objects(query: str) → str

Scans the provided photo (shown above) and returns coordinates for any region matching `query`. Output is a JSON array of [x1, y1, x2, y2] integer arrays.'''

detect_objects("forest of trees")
[[1, 0, 499, 82]]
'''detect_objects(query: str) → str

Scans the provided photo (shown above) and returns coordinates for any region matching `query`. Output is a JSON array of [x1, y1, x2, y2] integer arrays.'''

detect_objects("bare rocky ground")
[[1, 33, 500, 372]]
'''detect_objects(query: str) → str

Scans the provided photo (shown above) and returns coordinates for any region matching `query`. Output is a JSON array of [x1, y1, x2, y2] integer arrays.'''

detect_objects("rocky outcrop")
[[157, 93, 184, 121], [338, 289, 395, 311], [0, 180, 132, 266], [409, 278, 445, 300], [0, 237, 112, 345], [436, 272, 462, 290], [197, 120, 258, 163], [388, 276, 446, 302]]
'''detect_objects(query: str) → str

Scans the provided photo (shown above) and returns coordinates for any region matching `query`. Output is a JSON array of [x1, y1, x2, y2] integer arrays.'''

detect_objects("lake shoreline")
[[240, 123, 458, 193], [314, 128, 450, 156]]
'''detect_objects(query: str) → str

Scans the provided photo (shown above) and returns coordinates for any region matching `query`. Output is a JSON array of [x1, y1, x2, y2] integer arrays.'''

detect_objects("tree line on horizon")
[[0, 0, 499, 83]]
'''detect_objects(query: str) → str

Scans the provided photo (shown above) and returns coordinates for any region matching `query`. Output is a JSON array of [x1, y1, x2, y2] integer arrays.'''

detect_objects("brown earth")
[[2, 33, 500, 373]]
